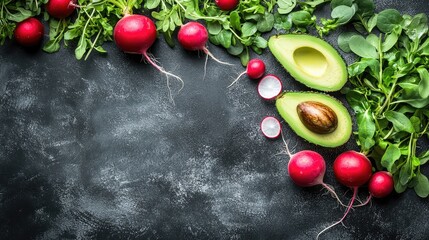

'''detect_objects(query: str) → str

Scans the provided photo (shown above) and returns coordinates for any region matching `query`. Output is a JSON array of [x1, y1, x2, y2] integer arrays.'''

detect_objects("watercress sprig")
[[343, 10, 429, 197]]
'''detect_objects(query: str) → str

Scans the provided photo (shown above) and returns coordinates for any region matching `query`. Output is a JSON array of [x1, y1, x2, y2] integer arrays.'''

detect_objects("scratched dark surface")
[[1, 1, 429, 240]]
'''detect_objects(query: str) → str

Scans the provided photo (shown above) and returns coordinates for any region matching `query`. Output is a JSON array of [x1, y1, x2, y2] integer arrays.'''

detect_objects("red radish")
[[178, 21, 232, 79], [317, 150, 373, 239], [228, 58, 265, 88], [46, 0, 77, 19], [288, 150, 326, 187], [14, 18, 44, 47], [260, 116, 281, 139], [257, 74, 282, 100], [114, 14, 183, 101], [368, 171, 394, 198], [281, 133, 346, 206], [215, 0, 239, 11]]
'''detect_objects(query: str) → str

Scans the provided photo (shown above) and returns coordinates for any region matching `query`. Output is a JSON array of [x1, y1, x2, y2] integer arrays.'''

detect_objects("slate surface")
[[1, 1, 429, 239]]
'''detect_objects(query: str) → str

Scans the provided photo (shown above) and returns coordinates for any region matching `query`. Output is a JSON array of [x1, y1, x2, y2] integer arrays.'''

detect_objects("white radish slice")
[[260, 116, 281, 139], [257, 74, 283, 100]]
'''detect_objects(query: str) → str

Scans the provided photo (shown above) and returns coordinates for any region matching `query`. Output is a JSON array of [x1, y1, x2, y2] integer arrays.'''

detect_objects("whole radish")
[[368, 171, 394, 198], [14, 18, 44, 47], [317, 150, 372, 239], [228, 58, 265, 88], [215, 0, 239, 11], [288, 150, 326, 187], [114, 14, 183, 101], [46, 0, 77, 19], [178, 21, 232, 69], [281, 134, 345, 206]]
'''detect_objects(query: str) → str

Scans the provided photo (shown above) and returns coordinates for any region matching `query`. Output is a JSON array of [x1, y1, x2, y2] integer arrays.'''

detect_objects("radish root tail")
[[203, 47, 233, 66], [203, 53, 208, 81], [143, 52, 184, 102], [227, 71, 246, 88], [316, 186, 358, 240], [281, 131, 293, 159], [352, 194, 372, 208], [321, 183, 347, 208]]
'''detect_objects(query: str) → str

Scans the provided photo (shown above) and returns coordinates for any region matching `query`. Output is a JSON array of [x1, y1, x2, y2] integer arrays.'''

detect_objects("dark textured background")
[[1, 1, 429, 239]]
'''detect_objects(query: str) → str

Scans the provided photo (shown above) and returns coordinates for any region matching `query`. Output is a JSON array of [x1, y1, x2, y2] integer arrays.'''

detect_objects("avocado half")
[[276, 92, 352, 147], [268, 34, 347, 91]]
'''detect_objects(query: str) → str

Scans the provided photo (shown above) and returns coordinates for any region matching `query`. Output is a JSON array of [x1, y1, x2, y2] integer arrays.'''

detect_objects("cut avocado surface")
[[268, 34, 347, 92], [276, 92, 352, 147]]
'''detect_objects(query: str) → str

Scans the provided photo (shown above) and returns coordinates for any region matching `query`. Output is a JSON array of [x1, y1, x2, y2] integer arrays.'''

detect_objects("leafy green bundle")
[[342, 9, 429, 197], [43, 0, 143, 60]]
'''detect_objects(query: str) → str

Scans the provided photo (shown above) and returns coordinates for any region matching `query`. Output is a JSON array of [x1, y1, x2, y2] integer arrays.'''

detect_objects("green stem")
[[376, 78, 397, 116], [107, 0, 128, 15], [378, 36, 383, 88], [383, 127, 394, 140], [406, 133, 417, 169], [174, 0, 226, 22], [52, 19, 67, 44], [84, 30, 102, 61]]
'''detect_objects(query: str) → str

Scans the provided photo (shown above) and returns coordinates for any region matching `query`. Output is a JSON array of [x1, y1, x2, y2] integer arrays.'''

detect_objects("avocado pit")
[[297, 101, 338, 134]]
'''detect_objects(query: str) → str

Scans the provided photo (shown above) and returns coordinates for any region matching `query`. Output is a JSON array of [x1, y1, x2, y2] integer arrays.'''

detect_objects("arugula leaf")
[[417, 67, 429, 98], [376, 9, 403, 33], [349, 35, 379, 58], [337, 32, 357, 52], [356, 110, 376, 151], [277, 0, 296, 14], [415, 173, 429, 198], [381, 144, 401, 172], [385, 110, 415, 133], [331, 5, 355, 25], [256, 12, 274, 32]]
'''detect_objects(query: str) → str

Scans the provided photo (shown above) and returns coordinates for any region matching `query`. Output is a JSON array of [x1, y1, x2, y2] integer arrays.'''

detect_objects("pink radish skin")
[[14, 18, 44, 47], [46, 0, 77, 19], [317, 150, 373, 240], [178, 21, 232, 75], [281, 134, 346, 207], [246, 59, 266, 79], [368, 171, 394, 198], [215, 0, 239, 11], [257, 74, 282, 100], [178, 22, 208, 51], [228, 58, 266, 88], [114, 14, 183, 101], [288, 150, 326, 187], [260, 116, 281, 139]]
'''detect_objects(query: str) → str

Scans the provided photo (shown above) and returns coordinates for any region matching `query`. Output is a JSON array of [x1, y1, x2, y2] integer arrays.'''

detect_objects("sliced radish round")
[[260, 116, 281, 139], [257, 74, 282, 100]]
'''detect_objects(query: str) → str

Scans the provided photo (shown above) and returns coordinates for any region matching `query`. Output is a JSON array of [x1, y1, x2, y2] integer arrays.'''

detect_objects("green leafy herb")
[[345, 9, 429, 197]]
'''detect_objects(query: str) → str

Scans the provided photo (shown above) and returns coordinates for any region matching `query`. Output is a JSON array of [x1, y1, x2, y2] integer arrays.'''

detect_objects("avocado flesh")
[[276, 92, 352, 147], [268, 34, 347, 92]]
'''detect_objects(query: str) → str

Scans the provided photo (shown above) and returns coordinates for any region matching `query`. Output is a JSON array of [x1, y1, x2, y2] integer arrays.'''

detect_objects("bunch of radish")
[[280, 145, 394, 239], [13, 0, 77, 47]]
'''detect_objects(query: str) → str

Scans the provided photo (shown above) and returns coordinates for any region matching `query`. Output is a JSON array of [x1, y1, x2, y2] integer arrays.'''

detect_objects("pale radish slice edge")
[[257, 74, 282, 100], [260, 116, 281, 139]]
